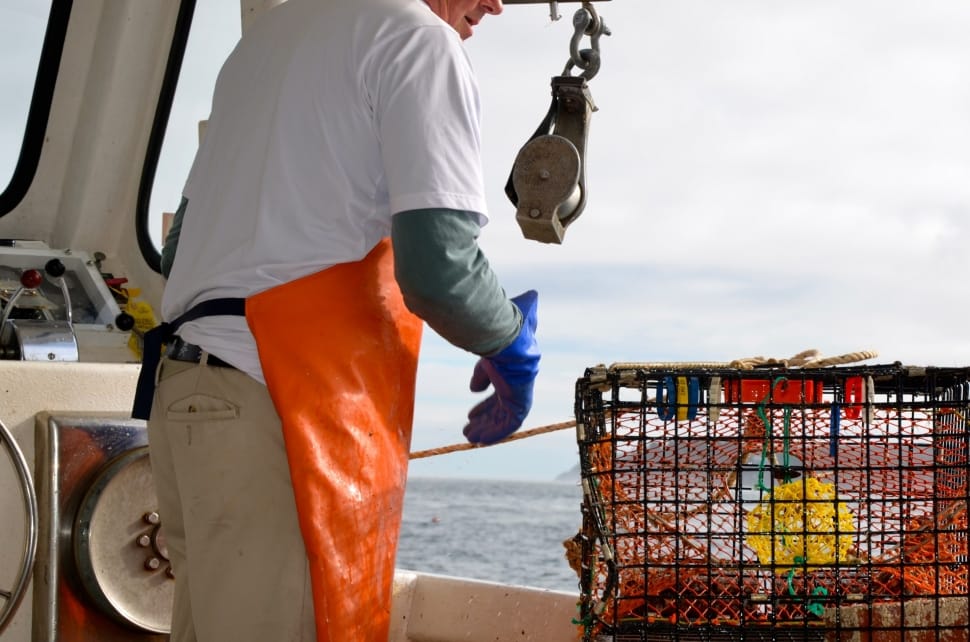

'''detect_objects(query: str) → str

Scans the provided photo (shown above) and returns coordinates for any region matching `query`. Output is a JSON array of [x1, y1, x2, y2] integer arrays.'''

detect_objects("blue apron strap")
[[131, 297, 246, 420]]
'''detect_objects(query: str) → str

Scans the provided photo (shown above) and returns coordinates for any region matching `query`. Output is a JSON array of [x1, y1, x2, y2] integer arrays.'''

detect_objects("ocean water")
[[397, 477, 584, 594]]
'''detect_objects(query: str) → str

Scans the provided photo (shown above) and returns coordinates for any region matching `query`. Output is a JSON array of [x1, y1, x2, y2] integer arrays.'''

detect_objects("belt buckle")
[[168, 337, 202, 363]]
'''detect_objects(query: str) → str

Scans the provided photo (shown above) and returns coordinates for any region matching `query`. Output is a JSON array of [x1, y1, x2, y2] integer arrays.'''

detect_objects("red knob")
[[20, 269, 42, 289]]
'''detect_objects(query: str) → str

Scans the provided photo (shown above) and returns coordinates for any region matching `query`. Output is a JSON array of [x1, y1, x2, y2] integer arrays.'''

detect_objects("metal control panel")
[[0, 244, 132, 362]]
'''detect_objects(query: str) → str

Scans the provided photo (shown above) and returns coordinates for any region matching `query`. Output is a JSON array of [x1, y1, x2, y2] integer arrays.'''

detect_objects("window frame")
[[0, 1, 73, 217], [135, 0, 197, 274]]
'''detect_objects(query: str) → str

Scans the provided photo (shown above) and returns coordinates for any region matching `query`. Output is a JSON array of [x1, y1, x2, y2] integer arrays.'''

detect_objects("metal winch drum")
[[1, 415, 173, 641]]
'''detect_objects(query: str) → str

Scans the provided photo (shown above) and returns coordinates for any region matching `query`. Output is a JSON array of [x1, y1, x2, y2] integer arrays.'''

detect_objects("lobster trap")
[[574, 363, 970, 642]]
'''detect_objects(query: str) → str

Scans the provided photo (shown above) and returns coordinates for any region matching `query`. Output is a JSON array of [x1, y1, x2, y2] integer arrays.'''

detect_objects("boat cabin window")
[[137, 0, 241, 271], [0, 1, 60, 216]]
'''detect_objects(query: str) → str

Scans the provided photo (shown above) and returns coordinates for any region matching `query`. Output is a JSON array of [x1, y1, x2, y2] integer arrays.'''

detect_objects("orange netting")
[[578, 401, 970, 636]]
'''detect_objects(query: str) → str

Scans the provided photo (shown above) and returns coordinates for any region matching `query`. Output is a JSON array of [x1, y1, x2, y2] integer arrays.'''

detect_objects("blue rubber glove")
[[463, 290, 540, 445]]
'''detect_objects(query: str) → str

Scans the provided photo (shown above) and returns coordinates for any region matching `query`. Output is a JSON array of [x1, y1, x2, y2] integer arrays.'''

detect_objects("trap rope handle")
[[409, 419, 577, 460], [609, 349, 879, 372]]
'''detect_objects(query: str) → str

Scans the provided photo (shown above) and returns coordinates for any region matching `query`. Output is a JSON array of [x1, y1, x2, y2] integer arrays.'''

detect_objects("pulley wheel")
[[512, 135, 583, 243], [512, 134, 582, 210]]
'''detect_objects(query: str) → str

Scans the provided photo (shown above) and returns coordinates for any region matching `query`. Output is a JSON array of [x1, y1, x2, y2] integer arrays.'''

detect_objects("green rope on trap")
[[786, 561, 801, 594], [571, 607, 594, 627], [786, 560, 828, 617], [572, 563, 595, 630], [756, 402, 772, 491], [782, 406, 792, 483], [808, 588, 828, 617], [755, 377, 794, 490]]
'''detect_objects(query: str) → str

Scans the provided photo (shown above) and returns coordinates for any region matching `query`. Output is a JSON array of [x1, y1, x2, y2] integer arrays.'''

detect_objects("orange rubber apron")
[[245, 239, 422, 641]]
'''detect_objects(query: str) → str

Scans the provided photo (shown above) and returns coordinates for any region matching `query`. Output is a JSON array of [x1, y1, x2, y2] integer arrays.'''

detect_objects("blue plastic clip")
[[830, 403, 840, 457], [657, 376, 676, 420], [657, 376, 700, 421]]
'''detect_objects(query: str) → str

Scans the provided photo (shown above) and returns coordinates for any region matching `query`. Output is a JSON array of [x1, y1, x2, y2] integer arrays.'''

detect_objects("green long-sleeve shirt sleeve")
[[160, 196, 187, 278], [391, 208, 521, 356]]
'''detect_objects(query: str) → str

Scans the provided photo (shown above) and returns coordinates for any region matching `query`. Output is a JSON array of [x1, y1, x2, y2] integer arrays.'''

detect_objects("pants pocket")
[[166, 394, 239, 422]]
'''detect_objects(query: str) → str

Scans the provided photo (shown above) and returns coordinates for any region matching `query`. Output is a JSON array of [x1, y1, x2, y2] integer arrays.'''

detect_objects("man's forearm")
[[391, 208, 521, 356]]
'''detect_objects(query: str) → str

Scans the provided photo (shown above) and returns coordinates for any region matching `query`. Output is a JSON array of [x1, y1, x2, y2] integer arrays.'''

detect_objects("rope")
[[409, 419, 577, 460], [609, 349, 878, 372]]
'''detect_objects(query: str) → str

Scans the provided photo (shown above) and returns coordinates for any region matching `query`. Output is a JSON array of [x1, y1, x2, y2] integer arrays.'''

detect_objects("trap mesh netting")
[[573, 363, 970, 642]]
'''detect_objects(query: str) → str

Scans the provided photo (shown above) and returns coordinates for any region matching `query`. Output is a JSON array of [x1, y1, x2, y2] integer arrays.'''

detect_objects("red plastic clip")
[[843, 377, 864, 419], [724, 378, 822, 404]]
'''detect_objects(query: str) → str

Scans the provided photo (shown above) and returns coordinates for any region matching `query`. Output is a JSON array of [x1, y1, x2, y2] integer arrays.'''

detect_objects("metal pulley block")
[[505, 2, 609, 244], [507, 76, 595, 244]]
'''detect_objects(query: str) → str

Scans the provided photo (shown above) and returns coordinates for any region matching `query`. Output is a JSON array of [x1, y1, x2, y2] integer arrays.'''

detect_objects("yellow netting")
[[746, 477, 856, 572]]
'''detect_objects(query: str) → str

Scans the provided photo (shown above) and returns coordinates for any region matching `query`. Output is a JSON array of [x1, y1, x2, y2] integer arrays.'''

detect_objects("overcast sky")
[[0, 2, 48, 180], [3, 1, 970, 482], [429, 0, 970, 481]]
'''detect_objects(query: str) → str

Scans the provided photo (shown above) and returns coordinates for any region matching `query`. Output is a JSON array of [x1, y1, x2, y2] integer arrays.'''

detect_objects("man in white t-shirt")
[[137, 0, 540, 640]]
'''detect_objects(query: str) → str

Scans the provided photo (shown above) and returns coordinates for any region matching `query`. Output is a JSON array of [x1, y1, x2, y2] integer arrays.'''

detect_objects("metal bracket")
[[502, 1, 611, 24]]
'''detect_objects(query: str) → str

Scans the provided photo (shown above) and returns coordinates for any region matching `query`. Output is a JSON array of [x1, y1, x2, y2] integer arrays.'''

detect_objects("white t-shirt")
[[162, 0, 489, 382]]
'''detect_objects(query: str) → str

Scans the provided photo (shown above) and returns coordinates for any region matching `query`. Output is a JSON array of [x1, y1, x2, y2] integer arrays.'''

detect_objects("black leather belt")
[[166, 337, 236, 369]]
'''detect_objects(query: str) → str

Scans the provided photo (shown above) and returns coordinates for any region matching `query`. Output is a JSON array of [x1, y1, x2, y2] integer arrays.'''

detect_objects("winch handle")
[[45, 259, 73, 326], [0, 269, 43, 337]]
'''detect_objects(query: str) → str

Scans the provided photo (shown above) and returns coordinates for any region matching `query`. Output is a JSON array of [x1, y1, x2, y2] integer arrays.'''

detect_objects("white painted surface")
[[391, 570, 582, 642]]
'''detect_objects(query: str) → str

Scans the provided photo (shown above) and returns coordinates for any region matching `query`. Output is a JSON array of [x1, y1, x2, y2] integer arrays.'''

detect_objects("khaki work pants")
[[147, 356, 316, 642]]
